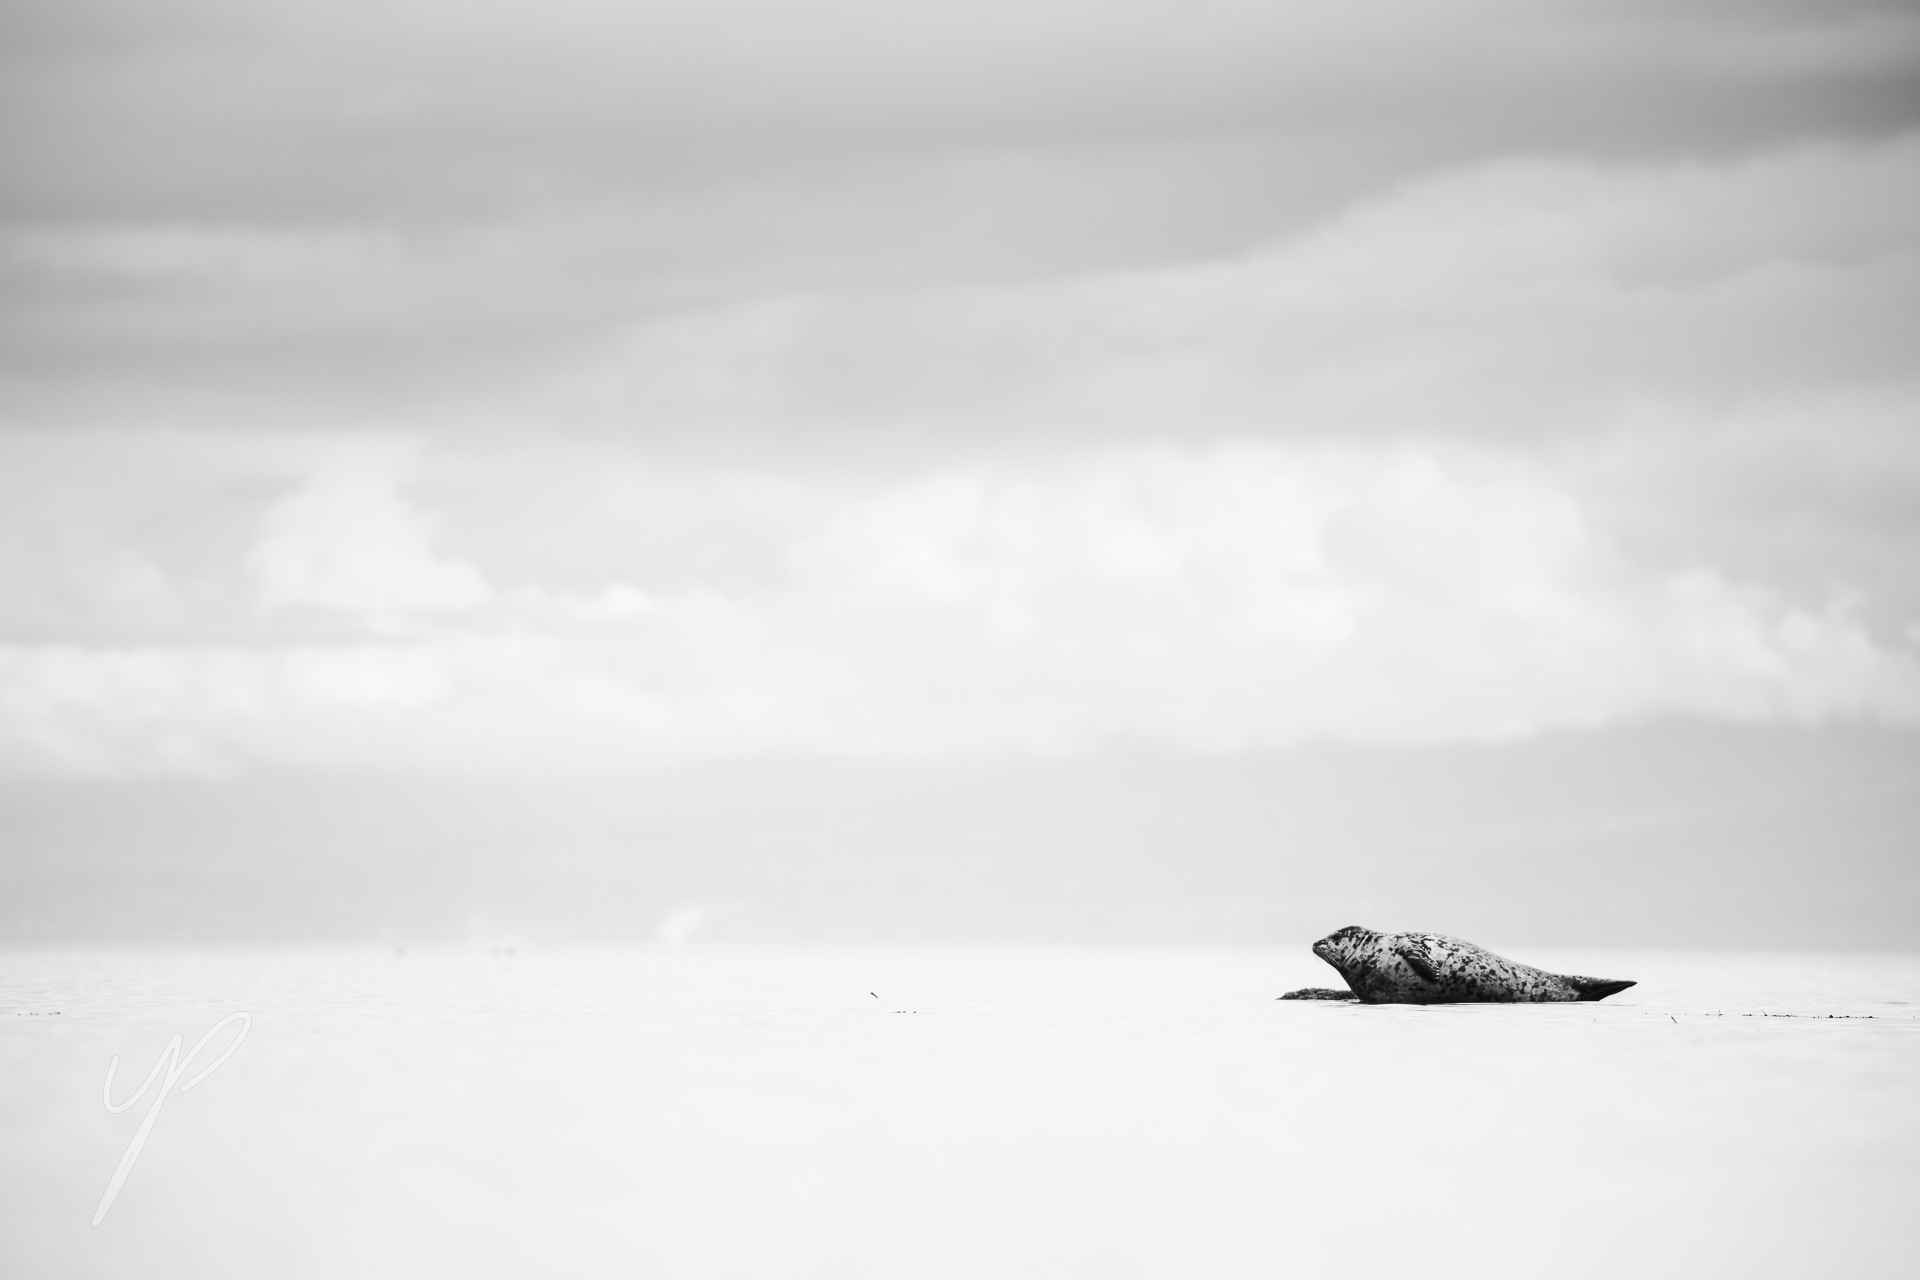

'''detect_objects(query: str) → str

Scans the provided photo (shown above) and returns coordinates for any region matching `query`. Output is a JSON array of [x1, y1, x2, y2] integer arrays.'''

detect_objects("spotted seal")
[[1309, 925, 1635, 1005]]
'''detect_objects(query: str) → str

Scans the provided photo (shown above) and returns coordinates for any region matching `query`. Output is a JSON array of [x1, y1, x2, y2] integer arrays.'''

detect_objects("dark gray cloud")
[[5, 0, 1916, 221], [2, 0, 1915, 418]]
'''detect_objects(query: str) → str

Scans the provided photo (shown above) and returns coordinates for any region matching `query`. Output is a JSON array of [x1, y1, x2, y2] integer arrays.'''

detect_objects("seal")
[[1310, 925, 1635, 1005], [1278, 987, 1357, 1001]]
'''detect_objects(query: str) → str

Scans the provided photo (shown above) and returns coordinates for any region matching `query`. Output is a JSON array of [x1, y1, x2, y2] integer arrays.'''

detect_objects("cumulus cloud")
[[0, 642, 451, 773], [1, 440, 1914, 774], [753, 445, 1920, 750], [247, 460, 491, 614]]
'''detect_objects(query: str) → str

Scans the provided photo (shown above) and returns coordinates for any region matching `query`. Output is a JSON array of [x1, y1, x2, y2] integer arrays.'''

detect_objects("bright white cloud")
[[757, 444, 1919, 750], [1, 440, 1914, 775], [248, 460, 491, 615]]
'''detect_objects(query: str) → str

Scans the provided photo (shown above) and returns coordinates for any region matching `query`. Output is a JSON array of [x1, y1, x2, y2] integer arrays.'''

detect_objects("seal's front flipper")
[[1393, 943, 1437, 983], [1567, 976, 1636, 1001]]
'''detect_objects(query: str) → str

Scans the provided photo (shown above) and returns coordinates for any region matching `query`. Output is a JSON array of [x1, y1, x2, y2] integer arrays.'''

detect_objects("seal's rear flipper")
[[1568, 977, 1636, 1001]]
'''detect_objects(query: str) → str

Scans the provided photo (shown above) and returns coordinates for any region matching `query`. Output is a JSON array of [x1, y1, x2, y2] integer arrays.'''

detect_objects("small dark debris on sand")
[[1279, 987, 1357, 1001]]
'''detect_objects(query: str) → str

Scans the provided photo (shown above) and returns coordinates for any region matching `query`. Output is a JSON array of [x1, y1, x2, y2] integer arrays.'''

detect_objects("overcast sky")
[[3, 0, 1916, 774], [1, 1, 1917, 943]]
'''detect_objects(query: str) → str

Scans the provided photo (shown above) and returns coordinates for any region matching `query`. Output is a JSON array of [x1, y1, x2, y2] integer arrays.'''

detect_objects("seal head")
[[1312, 925, 1635, 1005]]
